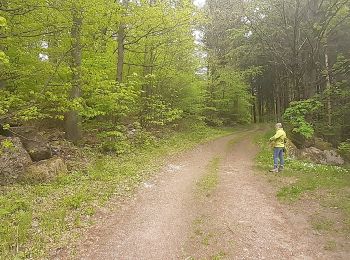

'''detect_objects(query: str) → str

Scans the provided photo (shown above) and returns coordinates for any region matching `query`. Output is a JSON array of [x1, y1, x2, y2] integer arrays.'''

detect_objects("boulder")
[[300, 146, 344, 166], [285, 139, 300, 159], [11, 127, 52, 161], [0, 136, 32, 184], [26, 157, 68, 181], [0, 124, 12, 137], [314, 137, 333, 151], [288, 131, 314, 149], [323, 150, 345, 165]]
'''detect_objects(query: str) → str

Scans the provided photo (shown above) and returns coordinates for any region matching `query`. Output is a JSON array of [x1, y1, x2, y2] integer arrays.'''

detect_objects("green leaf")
[[0, 16, 6, 27], [0, 51, 9, 64]]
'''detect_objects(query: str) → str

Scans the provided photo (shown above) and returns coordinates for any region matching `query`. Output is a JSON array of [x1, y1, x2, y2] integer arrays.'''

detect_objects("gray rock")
[[26, 157, 68, 181], [11, 127, 52, 161], [323, 150, 345, 165], [314, 138, 333, 151], [300, 147, 344, 165], [288, 131, 314, 149], [285, 139, 300, 159], [0, 136, 32, 183]]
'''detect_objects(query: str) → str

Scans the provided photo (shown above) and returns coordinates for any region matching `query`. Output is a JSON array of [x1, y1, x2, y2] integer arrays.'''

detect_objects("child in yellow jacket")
[[269, 123, 287, 173]]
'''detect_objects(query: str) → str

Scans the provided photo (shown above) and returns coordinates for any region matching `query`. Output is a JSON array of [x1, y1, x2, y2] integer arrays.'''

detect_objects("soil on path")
[[73, 131, 345, 260]]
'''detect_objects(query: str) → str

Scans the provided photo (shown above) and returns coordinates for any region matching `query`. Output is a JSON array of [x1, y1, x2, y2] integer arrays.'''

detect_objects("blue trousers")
[[273, 147, 284, 169]]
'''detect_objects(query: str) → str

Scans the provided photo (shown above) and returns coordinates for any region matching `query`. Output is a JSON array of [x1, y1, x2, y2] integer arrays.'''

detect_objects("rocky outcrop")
[[0, 136, 32, 184], [285, 139, 300, 159], [300, 147, 344, 166], [313, 138, 333, 151], [26, 157, 68, 181], [1, 133, 67, 184], [288, 131, 313, 149], [11, 127, 52, 161]]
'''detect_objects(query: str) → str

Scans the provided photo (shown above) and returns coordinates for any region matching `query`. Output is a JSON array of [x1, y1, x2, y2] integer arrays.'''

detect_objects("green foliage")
[[204, 69, 252, 126], [98, 129, 131, 155], [1, 139, 14, 150], [0, 16, 6, 27], [283, 99, 322, 139], [62, 190, 92, 210], [0, 0, 205, 130], [206, 0, 350, 140], [0, 16, 8, 64], [0, 139, 14, 156], [143, 95, 183, 127], [0, 51, 9, 64], [83, 80, 139, 119], [338, 140, 350, 161], [130, 125, 156, 148]]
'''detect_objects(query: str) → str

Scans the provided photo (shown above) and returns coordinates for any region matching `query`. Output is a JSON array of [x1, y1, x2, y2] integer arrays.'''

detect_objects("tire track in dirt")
[[184, 136, 343, 260], [74, 134, 236, 260]]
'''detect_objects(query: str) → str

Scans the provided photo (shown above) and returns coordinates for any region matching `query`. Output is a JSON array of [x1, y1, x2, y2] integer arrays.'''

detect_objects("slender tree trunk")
[[276, 93, 281, 122], [65, 5, 82, 144], [0, 2, 8, 88], [258, 86, 263, 122], [252, 102, 257, 123], [116, 23, 125, 82], [251, 87, 257, 123], [116, 0, 129, 82], [140, 44, 153, 127], [275, 71, 282, 122], [324, 45, 332, 127], [140, 0, 157, 127]]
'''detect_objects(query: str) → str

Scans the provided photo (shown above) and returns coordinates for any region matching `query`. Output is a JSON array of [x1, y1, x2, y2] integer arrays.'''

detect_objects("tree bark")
[[65, 5, 82, 144], [324, 45, 332, 127], [116, 0, 129, 82]]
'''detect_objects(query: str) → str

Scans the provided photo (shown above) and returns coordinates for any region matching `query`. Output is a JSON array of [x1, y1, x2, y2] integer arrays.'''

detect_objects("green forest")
[[1, 0, 350, 258], [1, 0, 350, 149]]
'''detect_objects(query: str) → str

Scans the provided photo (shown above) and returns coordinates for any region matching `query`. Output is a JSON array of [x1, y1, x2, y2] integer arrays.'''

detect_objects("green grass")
[[311, 217, 334, 232], [197, 157, 221, 197], [0, 125, 235, 259], [255, 130, 350, 234], [211, 251, 226, 260], [324, 240, 337, 251]]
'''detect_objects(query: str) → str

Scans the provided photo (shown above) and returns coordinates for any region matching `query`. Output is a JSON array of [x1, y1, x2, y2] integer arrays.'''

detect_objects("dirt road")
[[74, 131, 342, 259]]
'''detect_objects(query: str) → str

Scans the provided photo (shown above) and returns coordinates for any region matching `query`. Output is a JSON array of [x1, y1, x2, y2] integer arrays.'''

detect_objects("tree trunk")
[[116, 23, 125, 82], [116, 0, 129, 82], [65, 5, 82, 144], [252, 87, 257, 123], [140, 0, 157, 127], [324, 46, 332, 127]]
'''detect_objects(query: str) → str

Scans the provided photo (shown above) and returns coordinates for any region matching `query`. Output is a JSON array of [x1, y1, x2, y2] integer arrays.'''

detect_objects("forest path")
[[73, 129, 336, 260]]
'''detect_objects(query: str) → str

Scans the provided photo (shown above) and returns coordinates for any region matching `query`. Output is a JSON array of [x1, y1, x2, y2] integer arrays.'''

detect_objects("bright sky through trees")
[[194, 0, 206, 8]]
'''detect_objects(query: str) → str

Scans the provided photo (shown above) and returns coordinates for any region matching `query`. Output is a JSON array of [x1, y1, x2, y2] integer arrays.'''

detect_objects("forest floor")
[[57, 128, 349, 260]]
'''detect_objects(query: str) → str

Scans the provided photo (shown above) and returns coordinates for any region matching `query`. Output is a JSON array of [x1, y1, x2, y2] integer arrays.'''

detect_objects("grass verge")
[[197, 157, 221, 197], [0, 125, 235, 259], [255, 130, 350, 237]]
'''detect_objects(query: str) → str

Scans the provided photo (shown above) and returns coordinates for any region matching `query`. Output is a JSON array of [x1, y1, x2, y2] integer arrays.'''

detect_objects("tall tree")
[[65, 4, 83, 143]]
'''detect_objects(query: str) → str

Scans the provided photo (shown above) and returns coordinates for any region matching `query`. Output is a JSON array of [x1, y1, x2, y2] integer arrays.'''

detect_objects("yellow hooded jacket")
[[270, 128, 287, 148]]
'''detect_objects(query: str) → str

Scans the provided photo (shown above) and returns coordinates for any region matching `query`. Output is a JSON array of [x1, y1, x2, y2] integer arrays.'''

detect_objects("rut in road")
[[74, 130, 339, 260]]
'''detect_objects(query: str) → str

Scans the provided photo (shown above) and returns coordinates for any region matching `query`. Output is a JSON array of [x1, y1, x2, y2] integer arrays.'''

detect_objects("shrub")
[[98, 129, 131, 155], [283, 99, 322, 139], [338, 140, 350, 161]]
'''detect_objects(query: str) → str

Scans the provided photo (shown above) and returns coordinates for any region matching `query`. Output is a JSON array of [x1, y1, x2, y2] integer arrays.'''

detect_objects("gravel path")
[[74, 131, 343, 260]]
